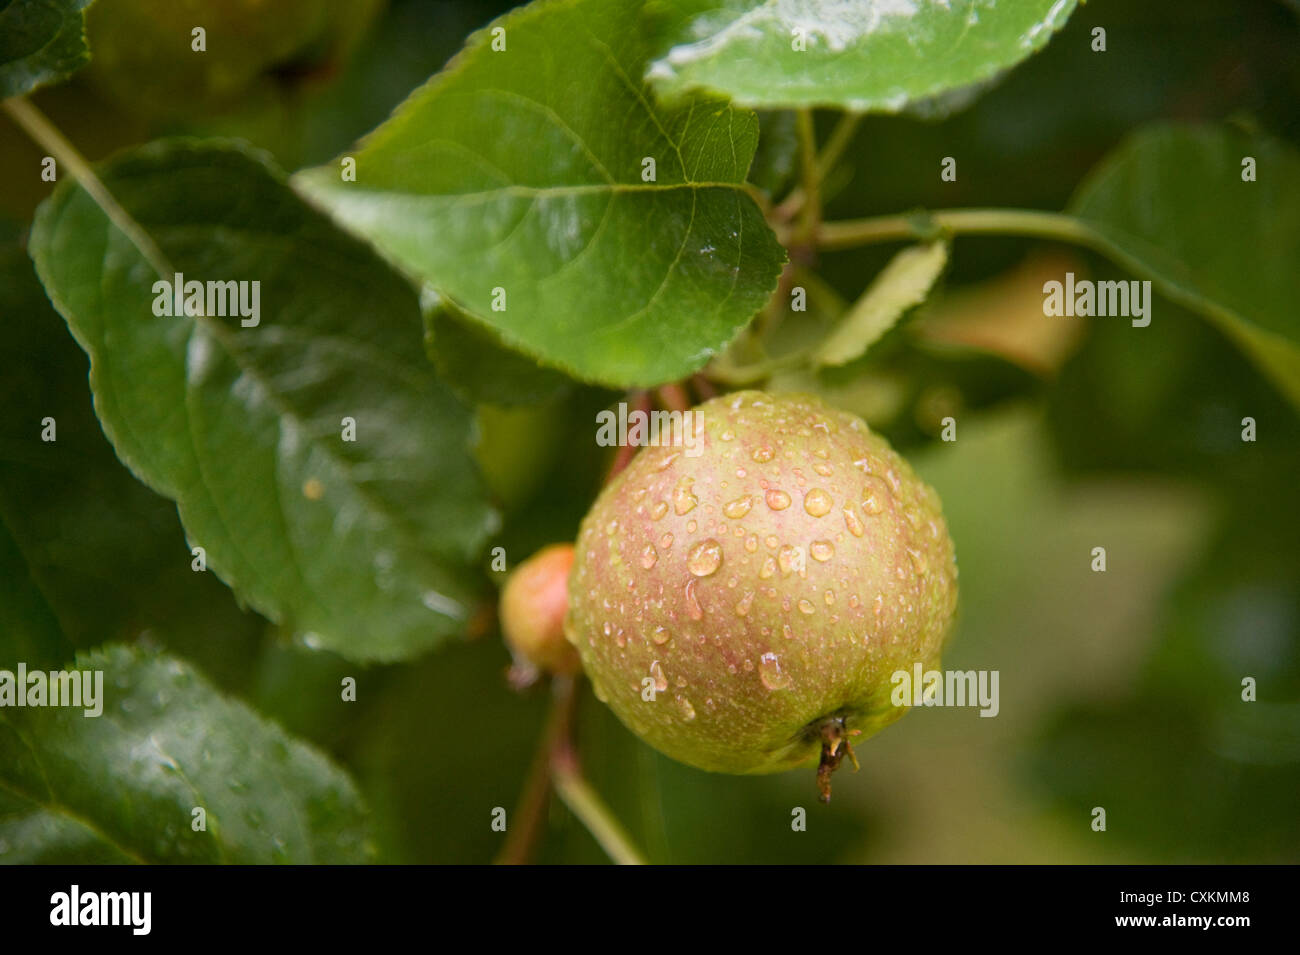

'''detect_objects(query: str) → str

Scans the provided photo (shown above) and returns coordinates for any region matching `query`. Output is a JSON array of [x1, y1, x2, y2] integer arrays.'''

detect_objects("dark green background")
[[2, 0, 1297, 862]]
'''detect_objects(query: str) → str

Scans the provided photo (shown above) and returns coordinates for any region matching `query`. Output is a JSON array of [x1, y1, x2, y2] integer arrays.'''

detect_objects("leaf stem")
[[551, 743, 647, 865], [656, 382, 691, 415], [690, 372, 717, 401], [605, 390, 650, 484], [772, 111, 857, 229], [812, 207, 1101, 251], [707, 347, 810, 386], [2, 96, 173, 279], [793, 108, 822, 249], [815, 112, 861, 180]]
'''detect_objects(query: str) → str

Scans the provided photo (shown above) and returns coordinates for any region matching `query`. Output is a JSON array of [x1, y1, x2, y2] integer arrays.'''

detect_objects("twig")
[[771, 108, 851, 230], [810, 207, 1101, 251], [494, 676, 580, 865], [495, 673, 651, 865], [551, 742, 648, 865], [792, 108, 822, 255], [815, 112, 862, 181], [2, 96, 173, 279]]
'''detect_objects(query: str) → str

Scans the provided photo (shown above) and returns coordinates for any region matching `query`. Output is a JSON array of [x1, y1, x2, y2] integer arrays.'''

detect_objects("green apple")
[[565, 391, 958, 796]]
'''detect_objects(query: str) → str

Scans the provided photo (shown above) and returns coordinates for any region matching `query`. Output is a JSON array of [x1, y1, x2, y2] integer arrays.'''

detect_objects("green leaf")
[[293, 0, 786, 388], [0, 644, 373, 863], [0, 0, 94, 98], [1070, 123, 1300, 409], [0, 229, 267, 682], [812, 240, 947, 366], [643, 0, 1078, 111], [422, 290, 572, 408], [29, 141, 496, 663]]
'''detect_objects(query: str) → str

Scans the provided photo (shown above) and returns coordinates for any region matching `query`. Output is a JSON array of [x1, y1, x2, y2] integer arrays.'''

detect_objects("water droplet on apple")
[[759, 652, 791, 690], [687, 539, 722, 577], [765, 489, 791, 510], [723, 495, 753, 519], [803, 488, 832, 517]]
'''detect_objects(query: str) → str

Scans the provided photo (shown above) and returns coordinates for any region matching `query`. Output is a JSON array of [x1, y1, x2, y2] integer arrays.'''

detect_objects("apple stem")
[[656, 382, 691, 415], [690, 373, 717, 401], [494, 675, 578, 865], [815, 716, 858, 803], [495, 675, 649, 865], [551, 754, 648, 866], [604, 390, 651, 484]]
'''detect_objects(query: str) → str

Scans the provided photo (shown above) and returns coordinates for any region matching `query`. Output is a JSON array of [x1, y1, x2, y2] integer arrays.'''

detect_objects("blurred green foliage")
[[0, 0, 1296, 862]]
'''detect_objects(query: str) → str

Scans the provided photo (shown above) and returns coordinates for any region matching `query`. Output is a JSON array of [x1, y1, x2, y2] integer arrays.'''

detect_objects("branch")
[[811, 207, 1101, 251]]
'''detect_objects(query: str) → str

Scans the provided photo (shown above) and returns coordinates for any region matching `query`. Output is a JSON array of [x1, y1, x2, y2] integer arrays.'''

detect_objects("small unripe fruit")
[[565, 391, 957, 793], [500, 544, 580, 678]]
